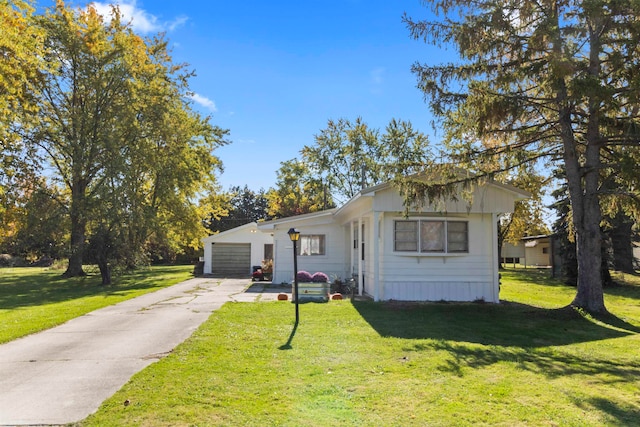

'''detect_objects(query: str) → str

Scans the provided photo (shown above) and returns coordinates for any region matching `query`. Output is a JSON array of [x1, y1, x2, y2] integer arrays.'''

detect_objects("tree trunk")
[[554, 11, 607, 314], [63, 180, 87, 277], [559, 113, 606, 311], [564, 126, 606, 312], [97, 257, 111, 285], [572, 212, 606, 312]]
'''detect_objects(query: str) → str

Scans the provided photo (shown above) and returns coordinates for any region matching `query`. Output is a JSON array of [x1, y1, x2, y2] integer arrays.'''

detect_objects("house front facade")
[[203, 179, 529, 303]]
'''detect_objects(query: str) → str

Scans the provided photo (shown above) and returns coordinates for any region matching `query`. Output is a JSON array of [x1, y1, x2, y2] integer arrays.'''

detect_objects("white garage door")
[[211, 243, 251, 276]]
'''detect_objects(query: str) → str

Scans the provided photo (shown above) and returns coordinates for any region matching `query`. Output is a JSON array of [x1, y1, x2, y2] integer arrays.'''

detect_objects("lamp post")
[[287, 227, 300, 323]]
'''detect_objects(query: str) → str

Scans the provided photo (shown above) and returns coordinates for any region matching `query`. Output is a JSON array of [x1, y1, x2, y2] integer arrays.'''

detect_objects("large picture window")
[[298, 234, 326, 256], [394, 220, 468, 254]]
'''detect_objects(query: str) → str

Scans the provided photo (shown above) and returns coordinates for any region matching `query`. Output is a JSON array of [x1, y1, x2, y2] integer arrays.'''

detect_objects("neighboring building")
[[502, 235, 553, 268], [202, 179, 529, 303]]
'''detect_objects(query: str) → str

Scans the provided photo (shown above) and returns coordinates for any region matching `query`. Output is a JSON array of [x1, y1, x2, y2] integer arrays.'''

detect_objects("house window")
[[394, 221, 418, 251], [542, 247, 549, 254], [264, 244, 273, 260], [394, 220, 469, 254], [298, 234, 325, 256], [447, 221, 469, 253]]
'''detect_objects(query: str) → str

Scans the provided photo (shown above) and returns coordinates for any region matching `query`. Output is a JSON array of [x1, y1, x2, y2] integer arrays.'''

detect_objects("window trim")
[[394, 219, 469, 255], [297, 234, 326, 256]]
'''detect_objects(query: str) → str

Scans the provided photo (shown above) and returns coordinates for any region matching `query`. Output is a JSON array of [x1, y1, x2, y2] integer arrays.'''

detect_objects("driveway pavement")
[[0, 277, 289, 426]]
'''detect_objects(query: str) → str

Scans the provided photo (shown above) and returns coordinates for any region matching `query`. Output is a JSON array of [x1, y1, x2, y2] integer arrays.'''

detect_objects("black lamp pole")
[[288, 228, 300, 324]]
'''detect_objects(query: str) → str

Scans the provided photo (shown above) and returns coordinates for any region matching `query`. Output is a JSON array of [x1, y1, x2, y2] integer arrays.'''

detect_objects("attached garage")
[[201, 222, 274, 277], [211, 243, 251, 276]]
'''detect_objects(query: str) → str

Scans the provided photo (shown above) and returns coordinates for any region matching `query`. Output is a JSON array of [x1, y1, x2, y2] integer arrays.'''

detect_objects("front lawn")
[[0, 265, 194, 344], [81, 268, 640, 426]]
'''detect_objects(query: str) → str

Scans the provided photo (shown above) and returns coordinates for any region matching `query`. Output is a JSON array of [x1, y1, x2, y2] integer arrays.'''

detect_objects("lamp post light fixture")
[[287, 227, 300, 323]]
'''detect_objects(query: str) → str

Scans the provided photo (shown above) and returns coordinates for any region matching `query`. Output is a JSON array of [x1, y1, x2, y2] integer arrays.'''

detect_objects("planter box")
[[292, 282, 330, 302]]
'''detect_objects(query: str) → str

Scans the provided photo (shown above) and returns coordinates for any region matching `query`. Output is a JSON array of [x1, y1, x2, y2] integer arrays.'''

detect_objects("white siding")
[[502, 242, 525, 258], [377, 213, 499, 302], [525, 243, 551, 267], [270, 219, 349, 285]]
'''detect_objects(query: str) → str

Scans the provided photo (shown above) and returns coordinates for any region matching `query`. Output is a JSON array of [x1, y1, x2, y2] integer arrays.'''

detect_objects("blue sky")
[[40, 1, 445, 191]]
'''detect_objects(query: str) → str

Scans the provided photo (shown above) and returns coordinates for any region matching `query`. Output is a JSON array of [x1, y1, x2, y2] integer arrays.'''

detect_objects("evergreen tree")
[[404, 0, 640, 313]]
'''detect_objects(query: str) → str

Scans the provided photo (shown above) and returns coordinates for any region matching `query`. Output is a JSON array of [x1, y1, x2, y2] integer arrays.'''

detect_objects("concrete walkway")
[[0, 277, 289, 426]]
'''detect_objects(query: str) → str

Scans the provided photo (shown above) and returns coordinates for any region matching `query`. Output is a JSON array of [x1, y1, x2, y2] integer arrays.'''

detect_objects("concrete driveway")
[[0, 277, 287, 426]]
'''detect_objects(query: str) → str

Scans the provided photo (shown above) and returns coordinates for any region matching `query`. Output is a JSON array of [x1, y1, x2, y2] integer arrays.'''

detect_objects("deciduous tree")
[[303, 118, 432, 204], [13, 1, 228, 277], [266, 159, 332, 218], [204, 185, 270, 233], [0, 0, 44, 230]]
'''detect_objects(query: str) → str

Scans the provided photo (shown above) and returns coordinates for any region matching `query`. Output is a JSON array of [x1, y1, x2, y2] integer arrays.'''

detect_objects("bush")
[[312, 272, 329, 283], [0, 254, 28, 267], [296, 270, 313, 282]]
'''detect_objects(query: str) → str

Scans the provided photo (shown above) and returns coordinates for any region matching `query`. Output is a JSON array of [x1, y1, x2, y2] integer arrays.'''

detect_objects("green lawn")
[[79, 268, 640, 426], [0, 264, 193, 344]]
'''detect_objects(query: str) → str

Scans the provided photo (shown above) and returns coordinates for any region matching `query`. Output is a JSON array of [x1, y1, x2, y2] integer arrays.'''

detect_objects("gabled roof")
[[202, 221, 258, 243], [257, 209, 338, 230], [245, 175, 531, 234], [355, 175, 531, 199], [334, 175, 531, 218]]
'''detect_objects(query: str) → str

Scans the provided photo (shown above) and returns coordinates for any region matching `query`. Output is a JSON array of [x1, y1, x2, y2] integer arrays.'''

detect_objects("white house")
[[202, 179, 529, 303]]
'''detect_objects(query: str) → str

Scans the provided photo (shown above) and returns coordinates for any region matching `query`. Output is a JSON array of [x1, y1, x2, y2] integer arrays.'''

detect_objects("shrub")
[[0, 254, 13, 267], [0, 254, 28, 267], [296, 270, 313, 282], [312, 272, 329, 283]]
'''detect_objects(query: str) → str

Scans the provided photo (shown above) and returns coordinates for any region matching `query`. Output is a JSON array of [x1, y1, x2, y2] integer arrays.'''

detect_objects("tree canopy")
[[302, 117, 433, 204], [404, 0, 640, 313], [266, 159, 333, 218], [204, 185, 270, 233], [2, 1, 228, 280]]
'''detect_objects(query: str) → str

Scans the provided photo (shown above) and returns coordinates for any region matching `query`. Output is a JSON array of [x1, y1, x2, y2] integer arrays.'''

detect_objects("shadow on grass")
[[352, 300, 637, 348], [0, 267, 180, 310], [503, 267, 640, 301], [574, 396, 640, 425], [278, 320, 299, 350], [353, 299, 640, 424]]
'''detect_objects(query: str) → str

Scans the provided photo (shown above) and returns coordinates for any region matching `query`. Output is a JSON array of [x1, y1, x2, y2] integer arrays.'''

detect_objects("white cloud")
[[168, 16, 189, 32], [370, 67, 385, 85], [188, 93, 217, 112], [89, 1, 188, 34]]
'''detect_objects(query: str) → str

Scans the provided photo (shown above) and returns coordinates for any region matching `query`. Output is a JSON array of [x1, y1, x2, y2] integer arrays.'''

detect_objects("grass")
[[0, 264, 193, 344], [78, 268, 640, 426]]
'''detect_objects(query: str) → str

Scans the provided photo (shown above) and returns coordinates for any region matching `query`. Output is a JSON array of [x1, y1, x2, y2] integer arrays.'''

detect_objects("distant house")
[[501, 235, 553, 268], [202, 179, 529, 302]]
